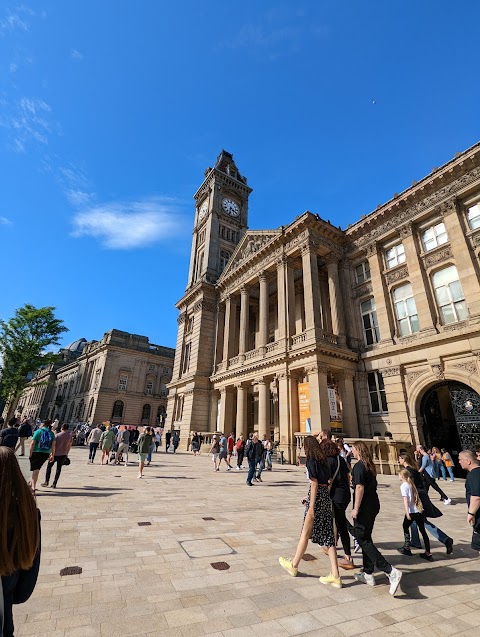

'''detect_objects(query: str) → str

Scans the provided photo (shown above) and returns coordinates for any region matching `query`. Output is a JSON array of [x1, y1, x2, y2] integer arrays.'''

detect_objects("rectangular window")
[[355, 261, 371, 284], [367, 372, 388, 413], [181, 342, 191, 375], [421, 222, 448, 252], [467, 203, 480, 230], [360, 298, 380, 345], [118, 375, 128, 391], [93, 370, 101, 390], [385, 243, 406, 269], [432, 265, 468, 324], [392, 283, 420, 336], [145, 380, 154, 395]]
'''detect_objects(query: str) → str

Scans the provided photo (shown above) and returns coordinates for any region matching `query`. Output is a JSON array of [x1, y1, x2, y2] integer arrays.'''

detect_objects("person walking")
[[191, 432, 200, 456], [155, 430, 161, 452], [348, 441, 402, 596], [28, 420, 55, 493], [41, 424, 72, 488], [246, 435, 263, 486], [458, 450, 480, 555], [218, 433, 232, 470], [398, 469, 433, 561], [417, 445, 451, 504], [398, 452, 453, 555], [236, 436, 245, 470], [320, 438, 355, 570], [15, 418, 33, 456], [137, 427, 153, 478], [99, 424, 115, 465], [265, 438, 273, 471], [210, 435, 220, 471], [165, 430, 172, 453], [146, 433, 156, 466], [172, 431, 180, 453], [0, 447, 41, 637], [0, 418, 19, 450], [115, 428, 130, 466], [87, 424, 102, 464], [432, 447, 447, 481], [227, 432, 235, 466], [441, 448, 455, 481], [279, 436, 342, 588]]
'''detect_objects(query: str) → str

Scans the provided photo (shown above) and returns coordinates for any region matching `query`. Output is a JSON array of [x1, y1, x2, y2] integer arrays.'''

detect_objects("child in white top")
[[399, 469, 433, 561]]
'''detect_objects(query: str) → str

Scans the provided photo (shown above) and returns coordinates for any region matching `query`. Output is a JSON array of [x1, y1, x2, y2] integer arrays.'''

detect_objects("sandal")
[[338, 559, 356, 570]]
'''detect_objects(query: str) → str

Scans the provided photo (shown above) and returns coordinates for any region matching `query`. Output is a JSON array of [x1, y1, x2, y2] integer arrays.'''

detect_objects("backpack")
[[39, 428, 53, 450]]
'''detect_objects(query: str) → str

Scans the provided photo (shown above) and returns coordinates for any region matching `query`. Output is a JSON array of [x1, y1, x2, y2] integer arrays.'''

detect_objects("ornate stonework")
[[380, 366, 402, 377], [385, 266, 409, 286], [422, 245, 453, 268]]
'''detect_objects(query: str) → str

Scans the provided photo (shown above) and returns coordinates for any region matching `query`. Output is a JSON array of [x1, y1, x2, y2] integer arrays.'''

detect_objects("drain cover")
[[138, 522, 152, 526], [303, 554, 317, 561], [211, 562, 230, 571], [60, 566, 82, 576]]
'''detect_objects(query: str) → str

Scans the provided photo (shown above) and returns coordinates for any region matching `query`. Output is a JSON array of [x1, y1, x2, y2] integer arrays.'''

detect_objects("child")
[[398, 469, 433, 561]]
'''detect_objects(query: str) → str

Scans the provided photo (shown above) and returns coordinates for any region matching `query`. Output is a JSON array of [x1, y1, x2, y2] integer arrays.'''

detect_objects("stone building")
[[16, 330, 175, 427], [167, 145, 480, 462]]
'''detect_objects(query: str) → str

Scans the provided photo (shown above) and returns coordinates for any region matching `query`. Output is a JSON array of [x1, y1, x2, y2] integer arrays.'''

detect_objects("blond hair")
[[399, 469, 423, 512]]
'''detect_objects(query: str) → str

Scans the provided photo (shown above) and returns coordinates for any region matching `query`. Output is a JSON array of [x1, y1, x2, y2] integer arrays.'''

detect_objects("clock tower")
[[167, 151, 252, 444]]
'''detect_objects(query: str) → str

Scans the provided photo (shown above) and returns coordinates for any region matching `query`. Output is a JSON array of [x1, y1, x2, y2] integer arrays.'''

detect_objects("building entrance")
[[421, 381, 480, 471]]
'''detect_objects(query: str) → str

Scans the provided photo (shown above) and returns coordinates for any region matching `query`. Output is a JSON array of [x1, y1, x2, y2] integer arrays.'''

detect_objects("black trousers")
[[403, 513, 430, 553], [423, 472, 448, 500], [347, 508, 392, 575], [45, 455, 67, 485], [333, 501, 351, 557], [237, 449, 244, 467]]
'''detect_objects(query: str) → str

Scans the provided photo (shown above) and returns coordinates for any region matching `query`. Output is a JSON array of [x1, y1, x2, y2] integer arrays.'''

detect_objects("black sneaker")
[[445, 538, 453, 555], [419, 552, 434, 562], [52, 483, 57, 489], [396, 547, 413, 556]]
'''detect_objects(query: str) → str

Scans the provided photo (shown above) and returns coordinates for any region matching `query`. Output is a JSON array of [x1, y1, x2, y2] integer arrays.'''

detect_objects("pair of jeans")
[[45, 455, 67, 486], [237, 449, 244, 467], [423, 472, 448, 500], [446, 466, 455, 480], [403, 513, 430, 553], [256, 457, 265, 478], [347, 508, 392, 575], [247, 458, 256, 484], [265, 451, 272, 469], [115, 442, 129, 463], [89, 442, 99, 461], [410, 519, 450, 547], [333, 501, 351, 556], [439, 464, 447, 480]]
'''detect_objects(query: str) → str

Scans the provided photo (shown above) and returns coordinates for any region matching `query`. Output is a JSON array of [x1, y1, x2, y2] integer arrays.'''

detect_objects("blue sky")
[[1, 1, 479, 350]]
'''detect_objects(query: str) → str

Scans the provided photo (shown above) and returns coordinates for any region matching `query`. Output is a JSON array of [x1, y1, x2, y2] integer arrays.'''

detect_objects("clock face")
[[198, 201, 208, 221], [222, 198, 240, 217]]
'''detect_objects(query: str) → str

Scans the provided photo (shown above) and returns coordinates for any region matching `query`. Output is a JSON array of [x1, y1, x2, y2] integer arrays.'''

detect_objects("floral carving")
[[380, 366, 401, 377], [451, 361, 478, 375], [406, 370, 428, 386], [353, 282, 373, 298], [385, 266, 409, 285], [423, 246, 452, 268]]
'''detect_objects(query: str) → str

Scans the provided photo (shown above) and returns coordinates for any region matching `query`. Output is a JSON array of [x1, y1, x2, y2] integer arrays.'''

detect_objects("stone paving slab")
[[13, 448, 479, 636]]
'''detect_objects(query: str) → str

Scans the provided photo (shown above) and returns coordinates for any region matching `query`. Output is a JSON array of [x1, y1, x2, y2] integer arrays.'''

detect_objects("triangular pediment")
[[218, 230, 282, 282]]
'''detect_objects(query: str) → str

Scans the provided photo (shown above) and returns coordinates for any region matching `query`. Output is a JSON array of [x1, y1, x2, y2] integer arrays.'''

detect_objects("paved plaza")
[[14, 449, 480, 637]]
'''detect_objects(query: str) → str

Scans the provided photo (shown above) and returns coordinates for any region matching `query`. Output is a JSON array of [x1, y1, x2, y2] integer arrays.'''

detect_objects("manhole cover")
[[303, 554, 317, 561], [180, 538, 234, 558], [138, 522, 152, 526], [211, 562, 230, 571], [203, 517, 215, 521], [60, 566, 82, 576]]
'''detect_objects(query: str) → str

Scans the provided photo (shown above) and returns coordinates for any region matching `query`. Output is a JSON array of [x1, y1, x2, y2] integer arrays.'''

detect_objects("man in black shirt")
[[16, 418, 33, 456], [459, 450, 480, 554], [0, 417, 20, 449]]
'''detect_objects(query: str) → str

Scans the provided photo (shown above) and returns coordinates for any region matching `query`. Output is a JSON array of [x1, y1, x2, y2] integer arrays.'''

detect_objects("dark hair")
[[473, 443, 480, 454], [304, 436, 327, 464], [352, 441, 377, 476], [0, 447, 40, 576], [320, 439, 340, 457], [320, 429, 332, 440], [61, 424, 69, 431], [398, 451, 418, 469], [8, 417, 18, 427]]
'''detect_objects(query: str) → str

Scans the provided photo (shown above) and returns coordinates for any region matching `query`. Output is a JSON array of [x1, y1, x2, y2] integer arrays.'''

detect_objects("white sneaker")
[[354, 571, 375, 586], [443, 498, 452, 505], [226, 467, 232, 471], [388, 567, 402, 596], [236, 466, 240, 470]]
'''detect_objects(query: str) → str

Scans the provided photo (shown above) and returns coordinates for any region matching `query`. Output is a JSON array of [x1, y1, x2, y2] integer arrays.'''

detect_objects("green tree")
[[0, 304, 68, 419]]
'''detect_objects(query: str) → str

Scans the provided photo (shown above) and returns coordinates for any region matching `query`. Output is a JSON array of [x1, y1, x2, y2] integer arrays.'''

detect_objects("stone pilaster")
[[235, 383, 247, 438], [258, 272, 269, 351], [327, 255, 346, 344], [301, 242, 323, 332], [338, 371, 359, 437], [366, 243, 394, 344], [307, 364, 330, 431], [238, 286, 250, 358]]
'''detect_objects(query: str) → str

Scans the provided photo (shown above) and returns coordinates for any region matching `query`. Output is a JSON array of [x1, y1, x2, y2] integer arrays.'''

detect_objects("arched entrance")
[[421, 381, 480, 457]]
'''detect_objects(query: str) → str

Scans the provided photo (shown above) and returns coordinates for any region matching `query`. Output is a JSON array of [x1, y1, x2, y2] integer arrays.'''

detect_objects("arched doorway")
[[421, 381, 480, 467]]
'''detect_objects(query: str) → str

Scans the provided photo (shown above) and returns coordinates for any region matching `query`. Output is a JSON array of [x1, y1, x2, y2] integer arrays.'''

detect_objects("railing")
[[321, 332, 338, 345], [294, 433, 413, 475], [266, 341, 278, 353], [291, 331, 307, 345], [245, 348, 261, 360], [216, 362, 226, 373], [229, 355, 241, 366]]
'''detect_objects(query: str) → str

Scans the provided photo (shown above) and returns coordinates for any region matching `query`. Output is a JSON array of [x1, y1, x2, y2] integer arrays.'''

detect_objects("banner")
[[298, 383, 311, 432]]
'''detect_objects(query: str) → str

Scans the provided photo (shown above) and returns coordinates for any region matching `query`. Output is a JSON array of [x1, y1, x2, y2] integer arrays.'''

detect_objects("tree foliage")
[[0, 304, 68, 403]]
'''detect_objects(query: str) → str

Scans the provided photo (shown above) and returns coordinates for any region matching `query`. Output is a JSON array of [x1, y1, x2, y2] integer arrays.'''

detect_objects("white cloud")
[[71, 199, 181, 249], [58, 165, 94, 207], [71, 49, 83, 61], [0, 216, 12, 225], [0, 97, 54, 152], [0, 5, 36, 34]]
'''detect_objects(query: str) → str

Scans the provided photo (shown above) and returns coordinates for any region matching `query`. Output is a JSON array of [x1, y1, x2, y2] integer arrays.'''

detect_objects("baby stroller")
[[110, 441, 119, 464]]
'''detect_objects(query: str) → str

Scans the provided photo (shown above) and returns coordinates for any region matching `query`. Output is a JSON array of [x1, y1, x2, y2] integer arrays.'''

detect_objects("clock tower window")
[[220, 250, 231, 273]]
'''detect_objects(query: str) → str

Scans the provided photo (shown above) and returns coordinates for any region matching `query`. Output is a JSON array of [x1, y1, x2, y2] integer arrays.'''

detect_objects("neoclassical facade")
[[15, 330, 175, 427], [167, 146, 480, 461]]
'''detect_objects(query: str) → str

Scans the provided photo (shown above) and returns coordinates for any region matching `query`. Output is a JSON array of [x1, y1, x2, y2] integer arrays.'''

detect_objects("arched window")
[[392, 283, 419, 336], [141, 404, 151, 422], [432, 265, 468, 325], [87, 397, 95, 420], [156, 405, 166, 424], [112, 400, 124, 419]]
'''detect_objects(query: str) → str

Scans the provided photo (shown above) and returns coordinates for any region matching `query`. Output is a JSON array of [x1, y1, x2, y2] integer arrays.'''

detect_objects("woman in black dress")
[[279, 436, 341, 588], [349, 441, 402, 596]]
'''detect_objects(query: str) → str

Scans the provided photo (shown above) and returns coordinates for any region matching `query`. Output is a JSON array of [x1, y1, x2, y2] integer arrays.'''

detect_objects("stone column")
[[214, 303, 225, 368], [256, 378, 269, 439], [235, 383, 247, 438], [222, 296, 237, 364], [366, 243, 394, 343], [210, 390, 219, 432], [286, 258, 296, 338], [238, 286, 250, 359], [219, 387, 233, 433], [307, 365, 330, 431], [301, 241, 322, 332], [338, 372, 359, 437], [276, 257, 287, 341], [258, 272, 269, 351], [399, 224, 436, 335], [278, 371, 298, 463], [327, 255, 346, 344], [442, 200, 480, 318], [380, 366, 411, 441]]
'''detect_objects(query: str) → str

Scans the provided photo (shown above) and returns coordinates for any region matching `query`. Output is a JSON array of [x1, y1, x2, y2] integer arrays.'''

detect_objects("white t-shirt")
[[400, 482, 419, 513]]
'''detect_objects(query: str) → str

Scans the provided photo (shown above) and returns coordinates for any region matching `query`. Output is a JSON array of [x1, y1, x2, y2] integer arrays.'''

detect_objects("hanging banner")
[[328, 388, 338, 419], [328, 385, 342, 434], [298, 383, 311, 432]]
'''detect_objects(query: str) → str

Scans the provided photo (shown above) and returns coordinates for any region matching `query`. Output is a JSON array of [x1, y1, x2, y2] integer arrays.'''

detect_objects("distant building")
[[15, 329, 175, 427], [167, 145, 480, 466]]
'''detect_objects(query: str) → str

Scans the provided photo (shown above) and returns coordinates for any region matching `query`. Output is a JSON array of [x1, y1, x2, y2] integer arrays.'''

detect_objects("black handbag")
[[63, 456, 71, 466]]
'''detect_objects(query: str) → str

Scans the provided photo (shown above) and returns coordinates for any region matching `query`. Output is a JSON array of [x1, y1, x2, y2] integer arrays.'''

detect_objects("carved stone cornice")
[[353, 282, 373, 299], [380, 366, 401, 377], [384, 266, 409, 286], [193, 300, 217, 313], [177, 313, 187, 325], [399, 223, 413, 239], [366, 243, 378, 257], [422, 245, 453, 269]]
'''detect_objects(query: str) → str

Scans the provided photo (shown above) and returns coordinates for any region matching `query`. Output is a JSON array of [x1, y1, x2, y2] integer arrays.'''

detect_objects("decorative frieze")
[[451, 361, 478, 375], [380, 366, 401, 377], [406, 370, 427, 386], [430, 363, 445, 380], [384, 266, 409, 286], [422, 245, 453, 268], [353, 282, 373, 298]]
